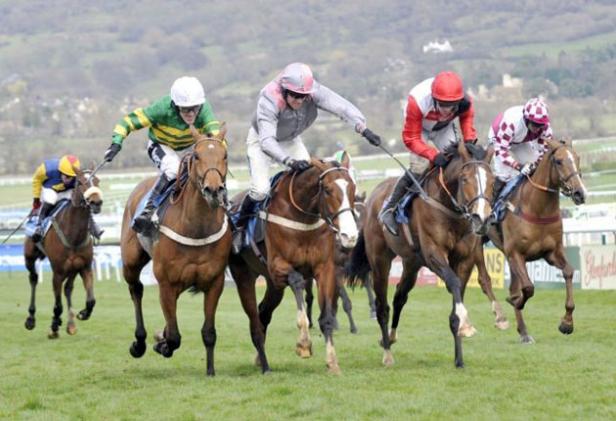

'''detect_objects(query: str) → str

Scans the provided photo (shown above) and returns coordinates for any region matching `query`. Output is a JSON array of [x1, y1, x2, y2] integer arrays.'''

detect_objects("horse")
[[23, 167, 103, 338], [346, 141, 495, 368], [484, 138, 586, 343], [120, 126, 230, 376], [304, 190, 376, 334], [228, 157, 358, 374]]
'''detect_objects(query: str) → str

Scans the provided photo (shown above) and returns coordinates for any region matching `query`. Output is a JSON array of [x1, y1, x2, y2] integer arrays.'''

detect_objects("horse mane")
[[444, 141, 488, 161]]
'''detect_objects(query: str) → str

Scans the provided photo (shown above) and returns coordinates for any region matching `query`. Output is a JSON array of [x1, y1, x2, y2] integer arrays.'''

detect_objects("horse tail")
[[345, 229, 371, 289]]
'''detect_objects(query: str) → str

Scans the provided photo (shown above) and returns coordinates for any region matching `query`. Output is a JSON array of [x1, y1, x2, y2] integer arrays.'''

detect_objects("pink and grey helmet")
[[523, 98, 550, 125], [279, 63, 314, 94]]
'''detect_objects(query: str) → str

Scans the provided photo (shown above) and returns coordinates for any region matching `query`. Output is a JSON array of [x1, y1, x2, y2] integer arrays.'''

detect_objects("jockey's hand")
[[104, 143, 121, 162], [433, 153, 449, 168], [520, 162, 535, 176], [362, 128, 382, 146], [31, 198, 41, 214], [285, 158, 312, 172]]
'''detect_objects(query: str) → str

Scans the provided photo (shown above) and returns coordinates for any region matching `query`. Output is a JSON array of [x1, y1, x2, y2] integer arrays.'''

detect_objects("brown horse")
[[228, 158, 358, 374], [485, 138, 586, 343], [346, 141, 495, 368], [24, 167, 103, 338], [120, 127, 230, 376], [305, 190, 375, 333]]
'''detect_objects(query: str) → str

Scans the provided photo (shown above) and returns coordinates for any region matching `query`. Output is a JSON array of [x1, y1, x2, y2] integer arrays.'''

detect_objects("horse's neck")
[[56, 202, 90, 242], [519, 161, 560, 215], [278, 175, 320, 220]]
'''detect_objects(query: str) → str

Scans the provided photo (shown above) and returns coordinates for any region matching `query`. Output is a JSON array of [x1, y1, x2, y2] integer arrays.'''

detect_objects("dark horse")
[[228, 158, 358, 374], [347, 141, 495, 368], [304, 190, 375, 333], [120, 127, 231, 376], [24, 167, 103, 338], [484, 138, 586, 343]]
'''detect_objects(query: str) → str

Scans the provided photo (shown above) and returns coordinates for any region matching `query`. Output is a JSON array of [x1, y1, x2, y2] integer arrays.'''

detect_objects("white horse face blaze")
[[565, 149, 588, 197], [333, 179, 358, 248], [474, 166, 489, 222]]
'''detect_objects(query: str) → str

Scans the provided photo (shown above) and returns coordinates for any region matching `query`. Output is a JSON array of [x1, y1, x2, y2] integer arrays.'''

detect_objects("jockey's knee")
[[248, 189, 268, 202]]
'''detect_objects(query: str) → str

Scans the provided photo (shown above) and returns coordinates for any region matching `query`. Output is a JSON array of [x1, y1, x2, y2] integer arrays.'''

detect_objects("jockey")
[[103, 76, 221, 234], [232, 62, 382, 252], [380, 71, 478, 236], [31, 155, 104, 242], [489, 97, 552, 202]]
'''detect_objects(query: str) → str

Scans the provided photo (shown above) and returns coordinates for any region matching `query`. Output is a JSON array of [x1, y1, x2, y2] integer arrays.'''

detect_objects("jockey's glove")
[[433, 153, 449, 168], [520, 162, 535, 176], [284, 158, 312, 172], [104, 143, 122, 162], [362, 128, 382, 146]]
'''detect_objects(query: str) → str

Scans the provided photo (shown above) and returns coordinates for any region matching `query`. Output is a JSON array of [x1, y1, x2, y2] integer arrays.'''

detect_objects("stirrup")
[[31, 229, 43, 243], [380, 209, 399, 236], [132, 213, 154, 234]]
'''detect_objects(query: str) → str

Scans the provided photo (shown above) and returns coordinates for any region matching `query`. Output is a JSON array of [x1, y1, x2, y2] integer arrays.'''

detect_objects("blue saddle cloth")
[[24, 200, 70, 238], [393, 190, 420, 225], [230, 171, 286, 248], [492, 174, 525, 222]]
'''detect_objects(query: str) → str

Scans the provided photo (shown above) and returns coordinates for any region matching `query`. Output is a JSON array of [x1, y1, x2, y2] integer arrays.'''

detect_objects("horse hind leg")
[[390, 258, 422, 345], [63, 273, 78, 335], [24, 256, 39, 330], [153, 283, 181, 358], [338, 283, 357, 334], [124, 263, 148, 358], [201, 273, 225, 376], [305, 278, 315, 329], [287, 270, 312, 358], [474, 246, 509, 330], [77, 267, 96, 321]]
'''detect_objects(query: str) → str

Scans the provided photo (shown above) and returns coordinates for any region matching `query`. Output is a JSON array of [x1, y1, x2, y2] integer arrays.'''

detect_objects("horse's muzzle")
[[338, 232, 358, 249], [202, 186, 226, 209], [89, 201, 102, 214], [470, 213, 488, 236], [572, 189, 586, 205]]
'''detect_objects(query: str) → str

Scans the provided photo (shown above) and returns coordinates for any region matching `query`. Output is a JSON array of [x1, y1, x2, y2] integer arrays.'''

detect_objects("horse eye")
[[193, 152, 200, 160], [554, 159, 562, 165]]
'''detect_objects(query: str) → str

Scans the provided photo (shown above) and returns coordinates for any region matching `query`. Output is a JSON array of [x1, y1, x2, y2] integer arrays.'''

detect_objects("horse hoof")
[[558, 323, 574, 335], [154, 330, 165, 343], [327, 364, 341, 375], [66, 324, 77, 336], [206, 369, 216, 377], [458, 325, 477, 338], [154, 341, 173, 358], [370, 311, 377, 320], [25, 318, 36, 330], [350, 326, 358, 334], [382, 350, 395, 367], [455, 361, 465, 369], [495, 319, 510, 330], [520, 335, 535, 344], [130, 341, 147, 358], [48, 331, 59, 339], [295, 345, 313, 359], [76, 310, 90, 321]]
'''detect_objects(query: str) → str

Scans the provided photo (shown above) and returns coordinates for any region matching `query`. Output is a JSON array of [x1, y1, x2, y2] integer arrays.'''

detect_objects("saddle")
[[24, 200, 70, 239], [492, 174, 525, 223]]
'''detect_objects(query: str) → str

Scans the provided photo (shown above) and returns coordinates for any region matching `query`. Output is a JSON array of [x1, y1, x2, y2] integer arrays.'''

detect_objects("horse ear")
[[217, 122, 227, 140], [340, 151, 350, 169], [484, 145, 495, 163], [357, 191, 366, 202], [189, 125, 200, 139], [458, 140, 470, 160]]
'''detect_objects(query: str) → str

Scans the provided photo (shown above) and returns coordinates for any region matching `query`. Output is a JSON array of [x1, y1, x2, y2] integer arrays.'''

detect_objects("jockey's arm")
[[458, 97, 477, 142], [494, 123, 522, 169], [311, 83, 366, 133], [402, 97, 439, 162], [31, 163, 46, 199], [256, 97, 287, 164], [111, 106, 155, 146]]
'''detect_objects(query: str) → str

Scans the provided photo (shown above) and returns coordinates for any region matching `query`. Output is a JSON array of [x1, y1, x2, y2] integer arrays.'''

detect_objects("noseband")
[[437, 160, 491, 219]]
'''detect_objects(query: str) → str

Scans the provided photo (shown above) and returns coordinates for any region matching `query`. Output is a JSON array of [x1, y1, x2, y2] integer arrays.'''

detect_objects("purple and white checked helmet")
[[523, 98, 550, 125]]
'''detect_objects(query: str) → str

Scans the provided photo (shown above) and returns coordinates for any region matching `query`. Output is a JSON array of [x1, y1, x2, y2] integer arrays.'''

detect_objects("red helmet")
[[523, 98, 550, 125], [280, 63, 314, 94], [431, 71, 464, 102]]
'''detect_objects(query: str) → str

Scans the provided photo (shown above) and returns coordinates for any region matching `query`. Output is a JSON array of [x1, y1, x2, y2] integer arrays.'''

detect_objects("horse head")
[[443, 141, 495, 235], [189, 124, 228, 209], [75, 165, 103, 214], [307, 158, 358, 249], [544, 139, 587, 205]]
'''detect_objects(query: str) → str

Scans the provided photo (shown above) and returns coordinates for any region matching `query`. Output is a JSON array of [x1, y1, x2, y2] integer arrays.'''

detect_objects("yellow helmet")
[[58, 155, 80, 177]]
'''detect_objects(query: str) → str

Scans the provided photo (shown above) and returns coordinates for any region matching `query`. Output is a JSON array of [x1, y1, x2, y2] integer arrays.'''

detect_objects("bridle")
[[288, 165, 356, 233], [74, 170, 103, 210], [436, 159, 492, 220], [526, 144, 582, 197], [175, 139, 227, 203]]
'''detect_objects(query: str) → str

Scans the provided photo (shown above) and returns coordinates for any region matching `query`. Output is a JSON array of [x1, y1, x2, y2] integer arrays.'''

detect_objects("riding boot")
[[32, 202, 53, 242], [231, 195, 260, 254], [133, 174, 173, 234], [489, 178, 508, 225], [378, 172, 417, 236], [89, 213, 104, 240]]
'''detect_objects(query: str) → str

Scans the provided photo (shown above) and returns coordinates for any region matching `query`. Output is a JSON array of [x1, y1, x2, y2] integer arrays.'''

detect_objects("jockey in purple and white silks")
[[489, 97, 553, 200], [232, 62, 382, 252]]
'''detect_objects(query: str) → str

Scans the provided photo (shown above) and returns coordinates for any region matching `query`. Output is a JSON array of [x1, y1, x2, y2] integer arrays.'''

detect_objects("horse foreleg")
[[545, 247, 575, 335], [315, 262, 340, 374], [506, 252, 534, 310], [370, 256, 393, 366], [230, 261, 270, 373], [287, 270, 312, 359], [390, 258, 421, 344], [507, 268, 534, 343], [305, 278, 314, 329], [202, 274, 224, 377], [453, 257, 478, 338], [338, 283, 357, 334], [63, 274, 78, 335], [24, 257, 38, 330], [48, 273, 65, 339], [77, 267, 96, 321], [154, 282, 181, 358], [474, 245, 509, 330]]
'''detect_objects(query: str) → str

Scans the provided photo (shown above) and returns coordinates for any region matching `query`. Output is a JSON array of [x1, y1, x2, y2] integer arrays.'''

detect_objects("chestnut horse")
[[121, 127, 230, 376], [228, 158, 358, 374], [24, 167, 103, 338], [347, 141, 495, 368], [485, 138, 586, 343], [305, 190, 374, 333]]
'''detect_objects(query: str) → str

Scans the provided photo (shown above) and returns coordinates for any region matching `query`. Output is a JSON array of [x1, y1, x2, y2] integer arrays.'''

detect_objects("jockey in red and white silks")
[[489, 98, 553, 182]]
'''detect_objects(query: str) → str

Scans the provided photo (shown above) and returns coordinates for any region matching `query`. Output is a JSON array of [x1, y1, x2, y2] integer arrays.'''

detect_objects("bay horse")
[[24, 167, 103, 338], [485, 138, 586, 343], [120, 126, 230, 376], [346, 141, 495, 368], [228, 158, 358, 374], [305, 190, 375, 333]]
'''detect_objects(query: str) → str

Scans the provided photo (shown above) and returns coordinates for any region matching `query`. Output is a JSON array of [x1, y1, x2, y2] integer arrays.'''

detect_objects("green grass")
[[1, 273, 615, 419]]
